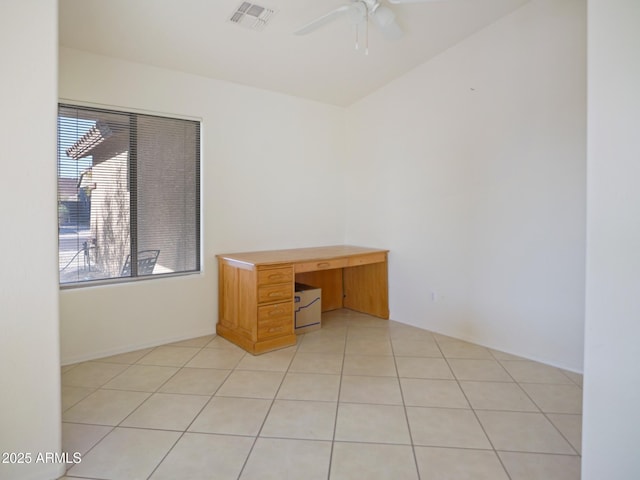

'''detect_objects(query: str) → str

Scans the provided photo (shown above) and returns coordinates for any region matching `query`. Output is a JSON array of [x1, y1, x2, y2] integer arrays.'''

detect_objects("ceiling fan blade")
[[294, 5, 353, 35], [371, 6, 404, 40]]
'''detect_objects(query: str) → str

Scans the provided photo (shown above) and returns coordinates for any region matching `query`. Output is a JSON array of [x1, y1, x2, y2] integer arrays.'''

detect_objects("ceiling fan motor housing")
[[294, 0, 408, 41]]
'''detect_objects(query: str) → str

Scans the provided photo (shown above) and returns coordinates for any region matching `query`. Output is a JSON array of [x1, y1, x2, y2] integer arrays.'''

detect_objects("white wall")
[[345, 0, 586, 371], [582, 0, 640, 477], [0, 1, 63, 480], [59, 48, 346, 363]]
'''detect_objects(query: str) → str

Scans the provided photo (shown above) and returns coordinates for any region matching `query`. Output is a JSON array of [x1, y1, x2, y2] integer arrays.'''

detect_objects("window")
[[58, 104, 200, 286]]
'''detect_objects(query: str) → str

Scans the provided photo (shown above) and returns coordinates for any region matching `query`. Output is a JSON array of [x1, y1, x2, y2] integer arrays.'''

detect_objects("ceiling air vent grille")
[[229, 2, 276, 31]]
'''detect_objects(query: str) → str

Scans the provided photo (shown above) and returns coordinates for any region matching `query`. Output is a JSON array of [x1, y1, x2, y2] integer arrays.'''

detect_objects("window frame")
[[57, 102, 202, 289]]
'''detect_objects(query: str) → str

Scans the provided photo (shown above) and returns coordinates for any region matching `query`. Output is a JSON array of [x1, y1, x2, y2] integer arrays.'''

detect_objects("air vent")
[[229, 2, 276, 31]]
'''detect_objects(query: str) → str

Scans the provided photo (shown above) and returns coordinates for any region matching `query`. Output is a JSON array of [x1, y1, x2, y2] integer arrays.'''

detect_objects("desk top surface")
[[217, 245, 388, 266]]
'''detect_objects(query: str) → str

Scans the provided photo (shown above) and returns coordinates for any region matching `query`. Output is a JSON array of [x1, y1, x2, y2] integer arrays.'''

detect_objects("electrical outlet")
[[431, 291, 445, 302]]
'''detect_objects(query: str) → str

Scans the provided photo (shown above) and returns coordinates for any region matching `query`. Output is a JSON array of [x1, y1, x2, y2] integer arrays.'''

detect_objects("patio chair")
[[121, 249, 160, 276]]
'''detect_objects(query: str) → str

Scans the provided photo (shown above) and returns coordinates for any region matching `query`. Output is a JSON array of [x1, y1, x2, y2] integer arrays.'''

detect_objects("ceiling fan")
[[294, 0, 446, 46]]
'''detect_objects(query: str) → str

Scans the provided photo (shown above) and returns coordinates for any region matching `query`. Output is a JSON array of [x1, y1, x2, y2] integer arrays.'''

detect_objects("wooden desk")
[[216, 245, 389, 354]]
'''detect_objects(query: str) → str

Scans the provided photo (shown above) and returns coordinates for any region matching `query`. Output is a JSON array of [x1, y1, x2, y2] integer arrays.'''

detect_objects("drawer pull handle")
[[269, 274, 284, 280], [268, 327, 282, 333], [317, 262, 330, 268], [270, 309, 284, 316], [268, 292, 283, 297]]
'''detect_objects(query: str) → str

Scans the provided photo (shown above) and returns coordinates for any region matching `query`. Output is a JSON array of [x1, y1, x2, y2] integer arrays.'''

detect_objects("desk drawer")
[[348, 252, 386, 267], [258, 283, 292, 304], [258, 267, 293, 286], [258, 302, 292, 339], [295, 258, 348, 273]]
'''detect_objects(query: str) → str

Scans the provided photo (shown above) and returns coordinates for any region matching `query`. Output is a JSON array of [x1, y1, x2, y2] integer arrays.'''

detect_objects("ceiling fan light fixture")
[[373, 6, 394, 27], [294, 0, 426, 44], [371, 5, 403, 40]]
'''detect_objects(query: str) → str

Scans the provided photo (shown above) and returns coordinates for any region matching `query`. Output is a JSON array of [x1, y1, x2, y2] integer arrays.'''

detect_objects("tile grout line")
[[60, 348, 160, 477], [143, 338, 241, 480], [70, 340, 215, 479], [116, 342, 212, 428], [60, 386, 99, 413], [61, 424, 116, 478], [118, 342, 209, 480], [233, 339, 299, 480], [438, 341, 514, 480], [490, 351, 582, 458], [389, 329, 423, 480], [326, 319, 349, 480]]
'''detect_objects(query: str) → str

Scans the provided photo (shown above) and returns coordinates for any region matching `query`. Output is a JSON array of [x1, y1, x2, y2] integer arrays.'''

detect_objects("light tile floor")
[[59, 309, 582, 480]]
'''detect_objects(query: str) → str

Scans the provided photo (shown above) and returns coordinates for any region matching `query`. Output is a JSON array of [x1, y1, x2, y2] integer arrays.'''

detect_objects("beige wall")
[[345, 0, 586, 371], [59, 47, 347, 364], [0, 1, 63, 479], [583, 0, 640, 477]]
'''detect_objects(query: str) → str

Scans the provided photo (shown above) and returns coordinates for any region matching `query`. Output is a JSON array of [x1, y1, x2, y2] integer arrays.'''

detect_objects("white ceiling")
[[59, 0, 529, 107]]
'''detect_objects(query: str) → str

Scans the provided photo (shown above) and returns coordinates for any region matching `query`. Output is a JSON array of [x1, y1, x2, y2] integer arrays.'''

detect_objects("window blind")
[[58, 104, 200, 285]]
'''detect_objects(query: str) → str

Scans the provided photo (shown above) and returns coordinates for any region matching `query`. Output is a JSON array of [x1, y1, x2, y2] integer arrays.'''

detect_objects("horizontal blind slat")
[[58, 104, 200, 285]]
